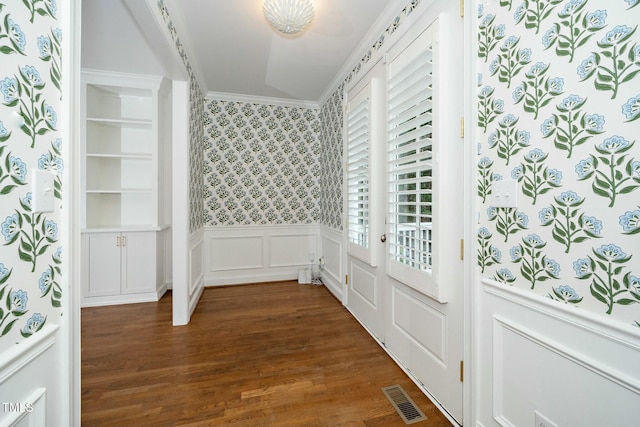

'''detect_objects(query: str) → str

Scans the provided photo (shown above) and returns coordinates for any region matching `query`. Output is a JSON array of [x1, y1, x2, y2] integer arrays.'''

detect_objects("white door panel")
[[348, 258, 382, 339], [390, 285, 447, 366]]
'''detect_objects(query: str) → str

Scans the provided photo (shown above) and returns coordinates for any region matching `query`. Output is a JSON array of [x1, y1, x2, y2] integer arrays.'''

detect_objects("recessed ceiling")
[[82, 0, 402, 103]]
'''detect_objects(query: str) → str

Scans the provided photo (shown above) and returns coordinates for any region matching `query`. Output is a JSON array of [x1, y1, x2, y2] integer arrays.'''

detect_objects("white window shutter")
[[386, 16, 453, 302], [346, 80, 379, 267]]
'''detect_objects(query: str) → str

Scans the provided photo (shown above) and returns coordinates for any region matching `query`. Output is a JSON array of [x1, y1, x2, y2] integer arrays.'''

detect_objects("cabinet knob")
[[116, 236, 120, 247], [121, 236, 126, 247]]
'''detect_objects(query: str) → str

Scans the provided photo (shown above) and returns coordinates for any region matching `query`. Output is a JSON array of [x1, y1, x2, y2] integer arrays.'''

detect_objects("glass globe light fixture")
[[263, 0, 315, 35]]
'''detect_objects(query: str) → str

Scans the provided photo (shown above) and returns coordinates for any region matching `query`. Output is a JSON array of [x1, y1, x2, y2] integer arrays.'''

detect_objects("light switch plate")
[[32, 170, 55, 213], [491, 179, 518, 208]]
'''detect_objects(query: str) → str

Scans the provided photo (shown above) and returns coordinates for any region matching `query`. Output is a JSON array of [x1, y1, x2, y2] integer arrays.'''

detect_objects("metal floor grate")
[[382, 384, 427, 424]]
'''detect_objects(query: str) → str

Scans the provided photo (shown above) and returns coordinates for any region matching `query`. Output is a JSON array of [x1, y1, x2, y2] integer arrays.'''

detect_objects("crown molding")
[[206, 91, 319, 109]]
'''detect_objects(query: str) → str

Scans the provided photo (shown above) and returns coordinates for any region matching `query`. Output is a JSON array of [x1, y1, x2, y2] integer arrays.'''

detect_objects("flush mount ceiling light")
[[263, 0, 315, 35]]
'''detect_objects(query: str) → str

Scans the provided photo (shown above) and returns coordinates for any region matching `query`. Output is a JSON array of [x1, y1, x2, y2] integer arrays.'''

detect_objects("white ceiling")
[[82, 0, 403, 103]]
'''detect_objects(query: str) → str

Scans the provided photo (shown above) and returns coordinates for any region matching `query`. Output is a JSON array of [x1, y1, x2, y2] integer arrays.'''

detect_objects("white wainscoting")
[[475, 279, 640, 427], [188, 230, 204, 316], [0, 326, 63, 426], [204, 225, 320, 286], [319, 226, 343, 301]]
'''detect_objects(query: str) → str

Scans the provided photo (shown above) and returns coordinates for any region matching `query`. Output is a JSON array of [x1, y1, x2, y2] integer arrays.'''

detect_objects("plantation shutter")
[[387, 17, 449, 301], [346, 80, 379, 266]]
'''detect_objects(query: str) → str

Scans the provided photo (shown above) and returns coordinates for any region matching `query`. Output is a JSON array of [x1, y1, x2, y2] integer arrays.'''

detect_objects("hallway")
[[81, 281, 452, 426]]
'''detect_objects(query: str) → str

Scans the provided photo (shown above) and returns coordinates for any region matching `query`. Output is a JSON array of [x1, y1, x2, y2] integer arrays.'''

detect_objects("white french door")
[[383, 8, 464, 424], [345, 3, 465, 424], [345, 60, 386, 341]]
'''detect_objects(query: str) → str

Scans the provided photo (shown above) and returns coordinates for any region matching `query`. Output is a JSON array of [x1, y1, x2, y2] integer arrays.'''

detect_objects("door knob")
[[380, 234, 387, 243]]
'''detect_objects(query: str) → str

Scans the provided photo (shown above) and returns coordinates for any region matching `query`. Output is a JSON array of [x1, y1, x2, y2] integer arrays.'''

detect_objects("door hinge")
[[460, 0, 464, 17], [460, 361, 464, 382], [460, 116, 465, 138], [345, 274, 349, 285], [460, 239, 464, 261]]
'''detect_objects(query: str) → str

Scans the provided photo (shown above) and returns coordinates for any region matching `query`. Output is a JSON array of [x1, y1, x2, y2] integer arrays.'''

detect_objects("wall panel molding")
[[204, 225, 320, 286], [477, 279, 640, 427], [188, 230, 205, 317], [320, 226, 344, 301], [0, 325, 58, 385], [0, 325, 60, 426]]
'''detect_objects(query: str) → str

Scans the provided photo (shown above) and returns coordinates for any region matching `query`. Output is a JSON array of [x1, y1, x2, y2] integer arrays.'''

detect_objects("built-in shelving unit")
[[80, 70, 170, 307]]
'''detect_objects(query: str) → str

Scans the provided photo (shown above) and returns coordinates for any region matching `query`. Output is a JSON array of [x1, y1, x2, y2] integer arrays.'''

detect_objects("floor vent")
[[382, 384, 427, 424]]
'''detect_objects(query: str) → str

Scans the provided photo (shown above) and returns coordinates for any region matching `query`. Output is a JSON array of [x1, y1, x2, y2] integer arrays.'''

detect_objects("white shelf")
[[80, 70, 169, 307], [86, 117, 152, 126], [81, 71, 165, 230], [86, 153, 152, 160]]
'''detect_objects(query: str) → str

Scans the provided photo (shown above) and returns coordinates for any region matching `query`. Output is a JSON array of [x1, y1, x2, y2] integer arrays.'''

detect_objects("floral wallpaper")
[[0, 0, 63, 345], [189, 80, 205, 233], [476, 0, 640, 326], [156, 0, 205, 234], [203, 99, 321, 226], [319, 85, 344, 231]]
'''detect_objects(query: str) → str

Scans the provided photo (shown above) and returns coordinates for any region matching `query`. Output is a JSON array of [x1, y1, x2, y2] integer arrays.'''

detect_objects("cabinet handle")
[[116, 236, 120, 247], [121, 236, 126, 247]]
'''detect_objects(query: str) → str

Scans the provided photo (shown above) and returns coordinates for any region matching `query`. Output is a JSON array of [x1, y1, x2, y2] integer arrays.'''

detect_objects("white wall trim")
[[0, 325, 58, 385], [479, 278, 640, 426], [319, 225, 344, 302], [482, 279, 640, 345], [493, 314, 640, 403], [0, 387, 46, 427], [204, 224, 320, 286], [188, 230, 205, 317], [206, 91, 319, 109]]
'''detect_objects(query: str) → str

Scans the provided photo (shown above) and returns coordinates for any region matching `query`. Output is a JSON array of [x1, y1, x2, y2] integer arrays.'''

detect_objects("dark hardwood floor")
[[81, 281, 452, 426]]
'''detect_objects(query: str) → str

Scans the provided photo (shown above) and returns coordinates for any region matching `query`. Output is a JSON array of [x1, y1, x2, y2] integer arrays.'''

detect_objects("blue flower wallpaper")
[[476, 0, 640, 326], [0, 0, 63, 345]]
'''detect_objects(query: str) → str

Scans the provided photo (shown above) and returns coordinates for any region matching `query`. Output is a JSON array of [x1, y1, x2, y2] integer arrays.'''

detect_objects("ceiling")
[[82, 0, 404, 103]]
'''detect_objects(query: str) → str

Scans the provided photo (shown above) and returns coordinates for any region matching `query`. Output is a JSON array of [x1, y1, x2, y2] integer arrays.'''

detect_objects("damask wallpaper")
[[0, 0, 63, 345], [203, 100, 321, 226], [476, 0, 640, 326]]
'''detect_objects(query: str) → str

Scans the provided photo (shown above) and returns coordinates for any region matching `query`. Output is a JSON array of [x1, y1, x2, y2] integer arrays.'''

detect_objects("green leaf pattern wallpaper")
[[477, 0, 640, 326], [204, 100, 321, 226], [319, 86, 344, 231], [0, 0, 63, 344]]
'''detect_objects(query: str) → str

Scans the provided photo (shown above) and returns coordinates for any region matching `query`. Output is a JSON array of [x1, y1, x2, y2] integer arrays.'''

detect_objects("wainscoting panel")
[[188, 231, 205, 317], [204, 225, 320, 286], [269, 234, 318, 268], [350, 261, 377, 308], [320, 226, 343, 301], [476, 279, 640, 427], [209, 236, 264, 272], [0, 326, 61, 426]]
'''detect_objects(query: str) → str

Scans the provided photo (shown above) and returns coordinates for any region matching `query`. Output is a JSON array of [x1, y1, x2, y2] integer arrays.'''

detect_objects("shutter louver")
[[347, 97, 370, 250], [388, 46, 434, 273]]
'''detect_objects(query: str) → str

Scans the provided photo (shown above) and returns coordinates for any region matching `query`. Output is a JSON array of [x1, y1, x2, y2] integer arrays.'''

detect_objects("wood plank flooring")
[[81, 281, 452, 426]]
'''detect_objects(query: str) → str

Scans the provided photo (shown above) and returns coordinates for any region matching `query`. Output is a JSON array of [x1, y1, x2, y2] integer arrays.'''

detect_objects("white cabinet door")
[[86, 232, 121, 297], [121, 231, 157, 294]]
